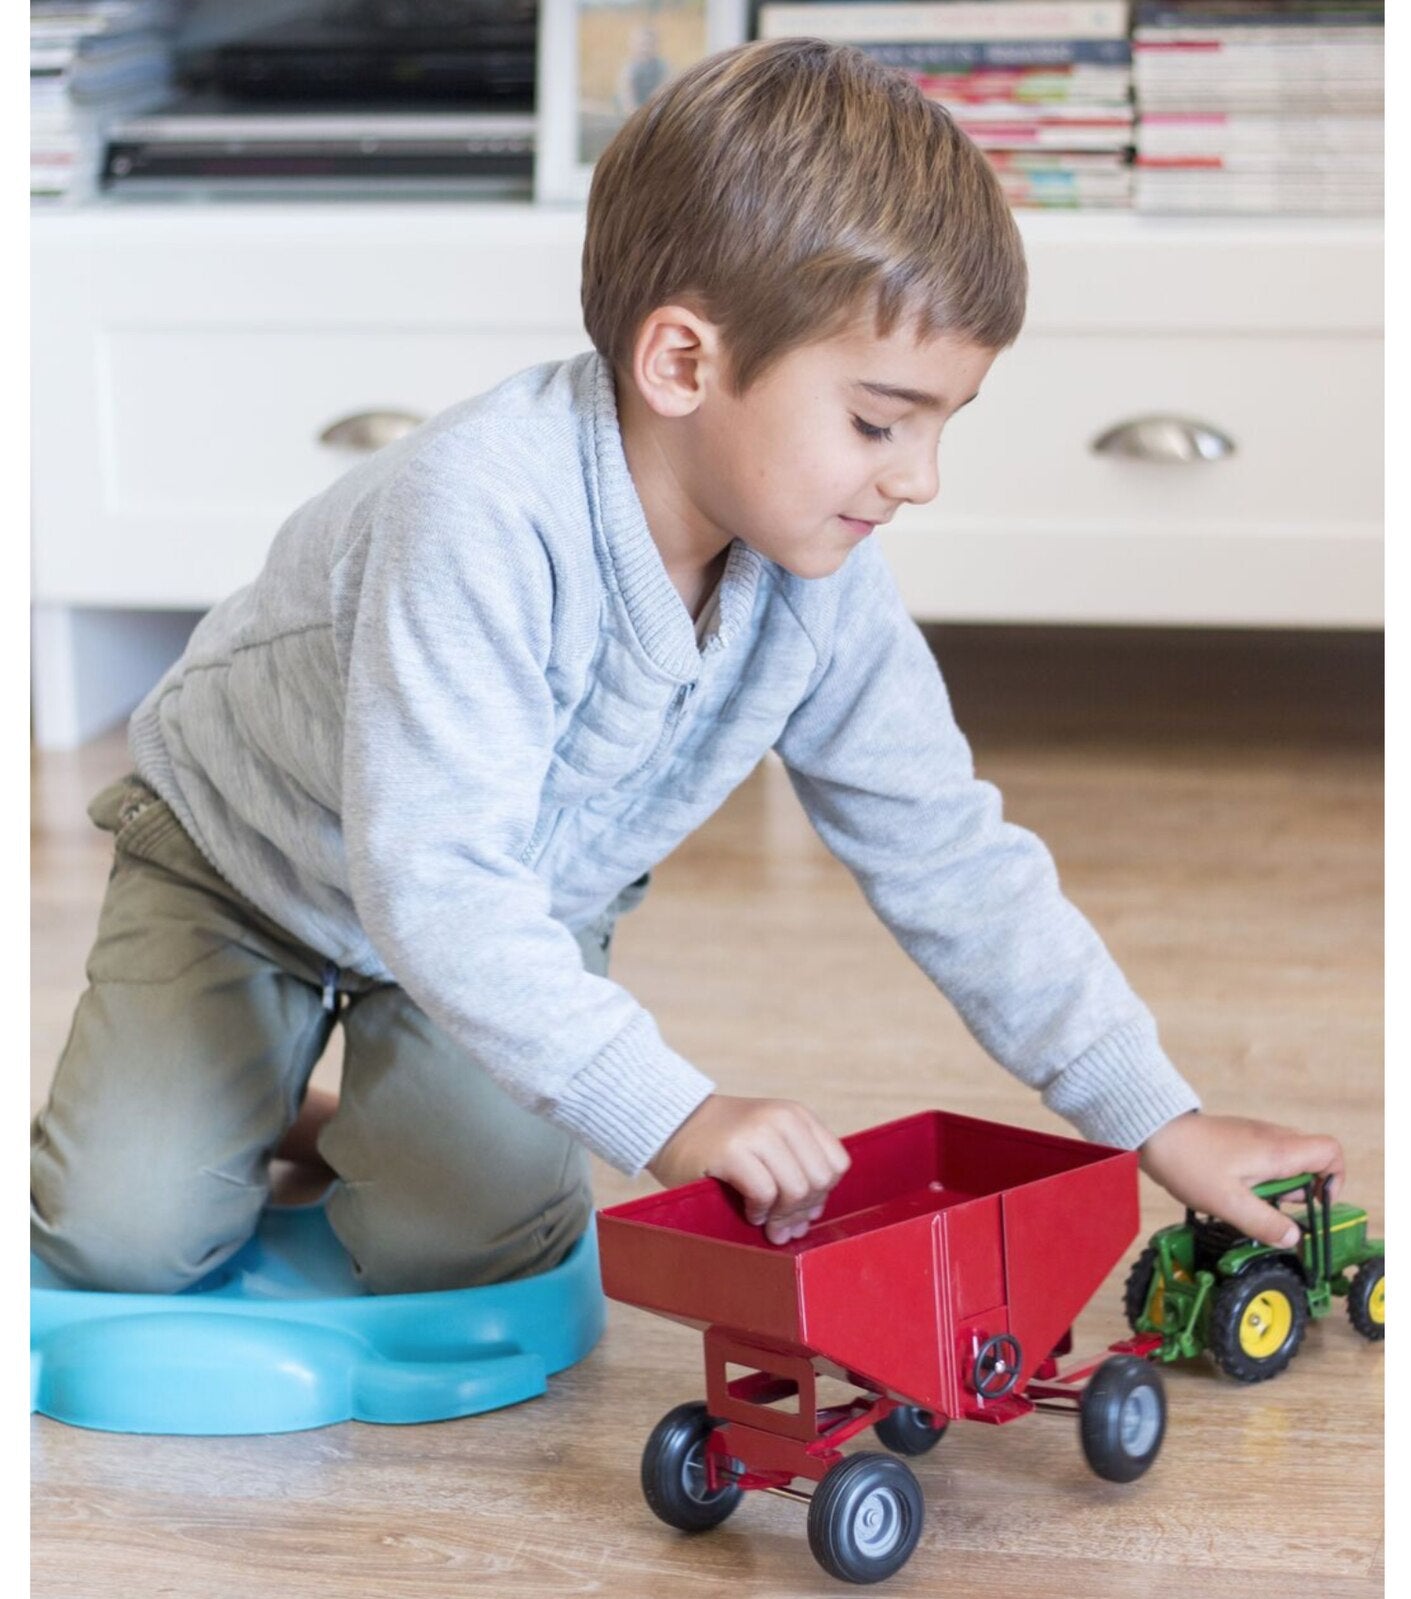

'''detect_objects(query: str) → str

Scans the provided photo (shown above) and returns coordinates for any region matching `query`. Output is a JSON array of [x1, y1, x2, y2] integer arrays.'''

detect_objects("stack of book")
[[1132, 1, 1384, 214], [757, 2, 1137, 209], [31, 0, 180, 201]]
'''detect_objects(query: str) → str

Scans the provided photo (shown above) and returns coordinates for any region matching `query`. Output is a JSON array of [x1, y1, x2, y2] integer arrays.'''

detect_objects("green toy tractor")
[[1124, 1174, 1384, 1382]]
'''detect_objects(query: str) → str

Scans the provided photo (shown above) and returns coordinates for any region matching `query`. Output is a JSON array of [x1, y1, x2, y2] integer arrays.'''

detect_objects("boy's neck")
[[614, 364, 732, 618]]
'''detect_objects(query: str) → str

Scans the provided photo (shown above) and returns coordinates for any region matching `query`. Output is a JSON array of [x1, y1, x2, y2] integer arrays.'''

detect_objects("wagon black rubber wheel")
[[874, 1405, 949, 1457], [1123, 1246, 1160, 1333], [1079, 1356, 1166, 1484], [1347, 1257, 1385, 1341], [1209, 1263, 1308, 1382], [807, 1452, 924, 1585], [640, 1402, 742, 1533]]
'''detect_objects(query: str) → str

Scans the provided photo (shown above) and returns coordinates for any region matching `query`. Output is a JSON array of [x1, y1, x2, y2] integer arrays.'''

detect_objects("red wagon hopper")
[[599, 1110, 1167, 1585]]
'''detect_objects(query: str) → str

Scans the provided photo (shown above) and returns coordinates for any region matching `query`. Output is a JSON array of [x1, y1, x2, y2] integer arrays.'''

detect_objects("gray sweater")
[[130, 350, 1201, 1174]]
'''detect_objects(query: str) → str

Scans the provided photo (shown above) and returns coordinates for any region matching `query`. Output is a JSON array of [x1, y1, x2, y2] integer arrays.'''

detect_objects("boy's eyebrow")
[[855, 380, 981, 411]]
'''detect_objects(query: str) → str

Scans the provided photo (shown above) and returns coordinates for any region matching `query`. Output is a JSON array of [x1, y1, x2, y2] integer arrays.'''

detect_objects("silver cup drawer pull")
[[1091, 415, 1236, 464], [318, 410, 425, 453]]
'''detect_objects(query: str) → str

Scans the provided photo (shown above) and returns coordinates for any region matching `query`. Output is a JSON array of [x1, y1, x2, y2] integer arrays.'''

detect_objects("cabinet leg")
[[30, 605, 200, 751]]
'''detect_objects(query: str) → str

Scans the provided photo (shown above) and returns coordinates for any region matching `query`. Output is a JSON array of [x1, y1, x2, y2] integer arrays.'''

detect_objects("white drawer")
[[102, 326, 586, 517], [31, 205, 1383, 623], [40, 326, 585, 606], [881, 329, 1382, 625]]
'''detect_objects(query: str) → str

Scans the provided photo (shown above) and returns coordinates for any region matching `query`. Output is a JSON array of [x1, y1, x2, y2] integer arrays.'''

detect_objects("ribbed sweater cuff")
[[1041, 1017, 1202, 1150], [554, 1010, 716, 1175]]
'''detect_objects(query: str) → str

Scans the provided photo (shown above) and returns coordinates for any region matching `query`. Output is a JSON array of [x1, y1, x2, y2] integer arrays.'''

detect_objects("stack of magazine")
[[30, 0, 179, 200], [1132, 1, 1384, 214], [757, 1, 1137, 209]]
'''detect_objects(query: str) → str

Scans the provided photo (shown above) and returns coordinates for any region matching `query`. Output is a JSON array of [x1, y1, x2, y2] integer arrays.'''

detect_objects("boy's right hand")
[[646, 1094, 851, 1246]]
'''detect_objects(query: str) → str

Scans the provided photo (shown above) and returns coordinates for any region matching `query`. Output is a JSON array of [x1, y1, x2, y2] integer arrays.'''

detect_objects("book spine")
[[1135, 32, 1384, 48], [1137, 152, 1382, 171], [950, 102, 1135, 120], [987, 148, 1128, 166], [757, 3, 1132, 45], [862, 39, 1133, 67], [963, 125, 1135, 147], [913, 71, 1133, 104], [1136, 7, 1382, 26]]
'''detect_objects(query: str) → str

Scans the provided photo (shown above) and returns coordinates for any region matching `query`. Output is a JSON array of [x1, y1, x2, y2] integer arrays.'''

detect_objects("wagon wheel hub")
[[854, 1488, 903, 1557]]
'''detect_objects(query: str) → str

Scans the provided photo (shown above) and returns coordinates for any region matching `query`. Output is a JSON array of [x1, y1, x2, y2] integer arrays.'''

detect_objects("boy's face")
[[687, 320, 998, 580]]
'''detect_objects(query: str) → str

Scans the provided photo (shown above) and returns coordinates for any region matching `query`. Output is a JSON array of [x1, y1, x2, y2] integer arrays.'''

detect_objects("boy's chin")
[[752, 542, 855, 581]]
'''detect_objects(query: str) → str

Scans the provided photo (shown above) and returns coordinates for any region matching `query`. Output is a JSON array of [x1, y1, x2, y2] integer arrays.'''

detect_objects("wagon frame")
[[600, 1110, 1168, 1584]]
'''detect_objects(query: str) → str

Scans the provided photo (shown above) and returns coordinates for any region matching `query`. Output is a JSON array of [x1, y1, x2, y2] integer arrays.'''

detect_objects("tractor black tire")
[[640, 1402, 743, 1533], [874, 1405, 948, 1457], [1123, 1247, 1160, 1333], [807, 1452, 924, 1585], [1347, 1257, 1385, 1342], [1079, 1356, 1166, 1483], [1209, 1263, 1308, 1382]]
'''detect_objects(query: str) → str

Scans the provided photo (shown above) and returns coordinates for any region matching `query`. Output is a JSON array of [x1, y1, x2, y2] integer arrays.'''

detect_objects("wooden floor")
[[30, 629, 1384, 1598]]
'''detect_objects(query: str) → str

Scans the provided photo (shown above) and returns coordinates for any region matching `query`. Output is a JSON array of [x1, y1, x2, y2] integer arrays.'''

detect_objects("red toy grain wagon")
[[598, 1111, 1167, 1585]]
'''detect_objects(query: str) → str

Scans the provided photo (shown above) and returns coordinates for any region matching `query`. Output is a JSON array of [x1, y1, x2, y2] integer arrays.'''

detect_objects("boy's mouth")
[[839, 516, 877, 537]]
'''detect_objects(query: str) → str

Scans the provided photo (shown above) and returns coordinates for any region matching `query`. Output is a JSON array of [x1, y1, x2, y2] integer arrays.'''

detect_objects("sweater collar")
[[585, 352, 763, 680]]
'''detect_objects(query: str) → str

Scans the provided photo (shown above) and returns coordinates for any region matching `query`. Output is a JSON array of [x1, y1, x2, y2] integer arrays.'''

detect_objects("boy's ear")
[[629, 304, 725, 419]]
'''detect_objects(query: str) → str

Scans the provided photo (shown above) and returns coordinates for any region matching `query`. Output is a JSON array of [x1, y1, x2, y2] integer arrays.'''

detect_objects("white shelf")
[[30, 194, 1384, 747]]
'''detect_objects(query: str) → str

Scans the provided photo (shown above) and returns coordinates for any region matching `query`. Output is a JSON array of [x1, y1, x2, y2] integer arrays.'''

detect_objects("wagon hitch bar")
[[1025, 1332, 1165, 1413]]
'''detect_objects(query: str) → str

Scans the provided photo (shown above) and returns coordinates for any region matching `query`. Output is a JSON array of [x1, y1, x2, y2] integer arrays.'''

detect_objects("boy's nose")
[[879, 445, 940, 507]]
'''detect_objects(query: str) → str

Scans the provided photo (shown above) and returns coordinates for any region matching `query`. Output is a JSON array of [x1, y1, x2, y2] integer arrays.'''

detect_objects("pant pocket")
[[86, 776, 137, 834], [85, 856, 249, 986]]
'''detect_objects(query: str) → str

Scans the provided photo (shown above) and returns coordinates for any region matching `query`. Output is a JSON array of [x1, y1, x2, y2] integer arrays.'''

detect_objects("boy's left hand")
[[1139, 1111, 1345, 1249]]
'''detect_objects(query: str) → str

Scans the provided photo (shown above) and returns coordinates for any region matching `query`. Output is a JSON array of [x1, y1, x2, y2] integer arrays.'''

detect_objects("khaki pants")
[[31, 776, 634, 1295]]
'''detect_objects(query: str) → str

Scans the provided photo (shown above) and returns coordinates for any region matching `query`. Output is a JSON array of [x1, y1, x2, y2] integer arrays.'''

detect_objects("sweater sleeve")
[[337, 452, 714, 1174], [773, 541, 1200, 1150]]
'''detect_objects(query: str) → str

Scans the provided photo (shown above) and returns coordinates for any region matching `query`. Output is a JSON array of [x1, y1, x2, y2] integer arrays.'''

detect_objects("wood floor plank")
[[30, 630, 1384, 1598]]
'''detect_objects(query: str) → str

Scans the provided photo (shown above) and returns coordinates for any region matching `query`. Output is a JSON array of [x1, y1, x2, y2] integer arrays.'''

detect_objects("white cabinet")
[[884, 323, 1382, 626], [30, 201, 1383, 746]]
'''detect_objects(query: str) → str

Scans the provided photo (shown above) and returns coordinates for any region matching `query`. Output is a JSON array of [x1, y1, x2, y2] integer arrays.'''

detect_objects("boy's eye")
[[851, 415, 894, 443]]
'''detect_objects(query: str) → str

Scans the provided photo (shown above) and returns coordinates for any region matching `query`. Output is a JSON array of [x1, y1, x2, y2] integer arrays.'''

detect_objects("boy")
[[32, 39, 1341, 1294]]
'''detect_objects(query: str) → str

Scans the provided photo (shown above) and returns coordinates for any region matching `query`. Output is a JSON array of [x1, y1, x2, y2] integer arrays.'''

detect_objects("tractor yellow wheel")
[[1210, 1265, 1308, 1382], [1348, 1258, 1385, 1342], [1123, 1248, 1193, 1335], [1238, 1289, 1295, 1359]]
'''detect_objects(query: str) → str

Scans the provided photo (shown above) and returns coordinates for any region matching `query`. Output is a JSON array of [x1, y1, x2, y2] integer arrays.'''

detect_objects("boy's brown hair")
[[582, 36, 1028, 394]]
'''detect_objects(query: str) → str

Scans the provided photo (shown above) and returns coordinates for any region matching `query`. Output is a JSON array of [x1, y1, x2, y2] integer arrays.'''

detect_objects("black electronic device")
[[104, 95, 534, 195], [102, 2, 540, 194], [208, 0, 537, 109]]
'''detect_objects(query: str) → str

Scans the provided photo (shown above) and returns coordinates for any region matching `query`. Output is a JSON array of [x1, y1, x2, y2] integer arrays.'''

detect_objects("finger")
[[1316, 1138, 1346, 1192], [811, 1124, 853, 1188], [1218, 1189, 1304, 1251], [819, 1127, 852, 1180], [1230, 1132, 1345, 1222], [729, 1130, 809, 1242], [717, 1150, 778, 1228], [756, 1135, 813, 1225], [777, 1118, 841, 1206], [1253, 1132, 1345, 1187]]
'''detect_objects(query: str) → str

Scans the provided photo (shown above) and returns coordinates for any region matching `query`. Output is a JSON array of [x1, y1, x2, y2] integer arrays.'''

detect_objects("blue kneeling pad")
[[30, 1203, 604, 1435]]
